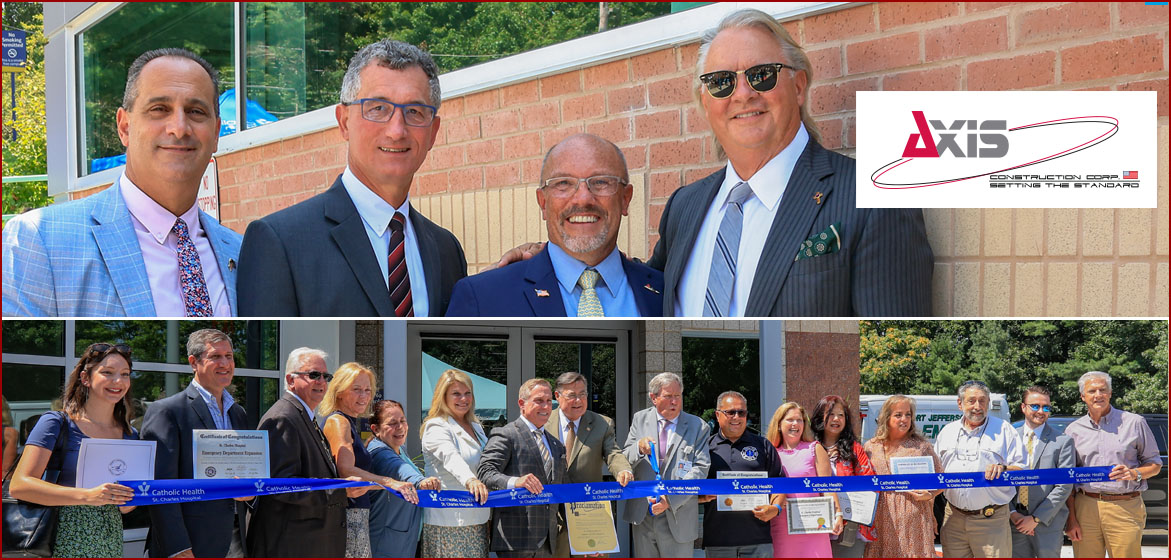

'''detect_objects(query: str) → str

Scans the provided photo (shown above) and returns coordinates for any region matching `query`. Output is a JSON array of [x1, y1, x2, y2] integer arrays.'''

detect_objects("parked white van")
[[858, 393, 1011, 444]]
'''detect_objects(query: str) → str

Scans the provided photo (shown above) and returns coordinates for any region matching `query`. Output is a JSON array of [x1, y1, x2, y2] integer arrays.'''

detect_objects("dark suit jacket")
[[477, 417, 567, 554], [445, 246, 664, 317], [646, 140, 934, 316], [140, 383, 248, 558], [237, 176, 467, 316], [246, 394, 346, 558]]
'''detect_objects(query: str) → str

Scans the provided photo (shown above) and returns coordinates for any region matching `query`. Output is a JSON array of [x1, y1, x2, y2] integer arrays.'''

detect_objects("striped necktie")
[[533, 429, 553, 478], [703, 181, 753, 317], [577, 269, 605, 317], [387, 212, 414, 317], [172, 218, 212, 317]]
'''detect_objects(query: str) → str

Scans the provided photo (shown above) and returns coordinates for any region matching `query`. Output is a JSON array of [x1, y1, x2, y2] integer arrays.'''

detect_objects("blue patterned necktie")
[[172, 218, 212, 317], [387, 212, 414, 317], [703, 181, 753, 317], [577, 269, 605, 317]]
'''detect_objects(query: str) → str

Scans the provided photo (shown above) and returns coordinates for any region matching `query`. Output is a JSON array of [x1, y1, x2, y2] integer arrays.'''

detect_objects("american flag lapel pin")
[[535, 289, 550, 297], [643, 284, 660, 294]]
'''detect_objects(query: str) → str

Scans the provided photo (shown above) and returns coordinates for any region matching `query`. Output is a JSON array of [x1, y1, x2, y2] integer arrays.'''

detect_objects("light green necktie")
[[577, 269, 605, 317]]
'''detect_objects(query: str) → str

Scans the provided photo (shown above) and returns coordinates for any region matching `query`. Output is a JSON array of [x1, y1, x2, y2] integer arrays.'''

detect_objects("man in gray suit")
[[545, 372, 634, 557], [477, 378, 567, 557], [1009, 386, 1075, 558], [647, 8, 932, 317], [622, 372, 711, 557], [238, 39, 466, 317]]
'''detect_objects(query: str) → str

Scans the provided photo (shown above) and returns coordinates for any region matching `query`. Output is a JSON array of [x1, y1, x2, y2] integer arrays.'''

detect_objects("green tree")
[[2, 4, 50, 215]]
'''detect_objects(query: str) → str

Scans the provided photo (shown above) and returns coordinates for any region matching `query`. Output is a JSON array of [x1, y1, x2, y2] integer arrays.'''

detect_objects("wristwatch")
[[1032, 515, 1041, 525], [1133, 469, 1143, 482]]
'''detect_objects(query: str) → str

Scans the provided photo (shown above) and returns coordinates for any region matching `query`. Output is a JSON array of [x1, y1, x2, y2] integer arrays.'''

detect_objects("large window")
[[421, 338, 510, 431], [682, 336, 761, 432]]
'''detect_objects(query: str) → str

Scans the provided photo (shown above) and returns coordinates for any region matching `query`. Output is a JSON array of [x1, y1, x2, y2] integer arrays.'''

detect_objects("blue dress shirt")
[[547, 243, 640, 317]]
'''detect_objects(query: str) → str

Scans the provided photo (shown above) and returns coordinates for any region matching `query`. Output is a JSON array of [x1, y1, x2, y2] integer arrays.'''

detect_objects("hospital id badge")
[[675, 459, 692, 478]]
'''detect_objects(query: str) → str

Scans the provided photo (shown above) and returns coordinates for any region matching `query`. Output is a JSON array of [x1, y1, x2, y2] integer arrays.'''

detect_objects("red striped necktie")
[[388, 212, 414, 317]]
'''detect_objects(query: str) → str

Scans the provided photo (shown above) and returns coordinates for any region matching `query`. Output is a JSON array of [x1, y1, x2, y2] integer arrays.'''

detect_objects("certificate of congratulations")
[[890, 456, 935, 474], [786, 496, 835, 535], [193, 430, 270, 479], [77, 439, 156, 488], [566, 501, 620, 555], [717, 470, 769, 511]]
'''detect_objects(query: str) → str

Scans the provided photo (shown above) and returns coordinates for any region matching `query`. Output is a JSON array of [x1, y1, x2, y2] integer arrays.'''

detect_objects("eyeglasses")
[[699, 63, 796, 99], [718, 409, 748, 418], [341, 98, 437, 127], [541, 175, 626, 198], [1027, 404, 1052, 413], [294, 370, 334, 383], [558, 391, 587, 401]]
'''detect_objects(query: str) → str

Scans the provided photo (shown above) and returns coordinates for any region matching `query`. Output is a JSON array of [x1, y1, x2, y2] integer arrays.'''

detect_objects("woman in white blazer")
[[420, 369, 492, 558]]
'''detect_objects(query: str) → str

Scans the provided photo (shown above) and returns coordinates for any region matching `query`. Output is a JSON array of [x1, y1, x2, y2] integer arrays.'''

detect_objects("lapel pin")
[[643, 284, 660, 294], [813, 192, 823, 205], [535, 289, 550, 297], [228, 259, 237, 271]]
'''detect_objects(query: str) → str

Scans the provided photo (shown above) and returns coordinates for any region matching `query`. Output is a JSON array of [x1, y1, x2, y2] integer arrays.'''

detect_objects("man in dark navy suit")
[[446, 133, 663, 317], [141, 329, 250, 558]]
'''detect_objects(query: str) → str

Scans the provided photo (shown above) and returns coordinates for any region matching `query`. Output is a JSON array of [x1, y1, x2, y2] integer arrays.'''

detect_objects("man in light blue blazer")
[[3, 48, 240, 317], [622, 372, 711, 558], [1009, 386, 1075, 558]]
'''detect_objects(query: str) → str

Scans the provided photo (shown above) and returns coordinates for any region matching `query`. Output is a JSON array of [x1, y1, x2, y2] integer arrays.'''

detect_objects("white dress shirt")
[[120, 174, 231, 317], [1024, 423, 1045, 467], [286, 390, 316, 422], [558, 412, 581, 448], [340, 167, 430, 317], [675, 125, 809, 317], [934, 415, 1025, 509]]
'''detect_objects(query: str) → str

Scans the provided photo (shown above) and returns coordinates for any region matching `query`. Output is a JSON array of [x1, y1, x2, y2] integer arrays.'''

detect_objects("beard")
[[556, 205, 612, 255]]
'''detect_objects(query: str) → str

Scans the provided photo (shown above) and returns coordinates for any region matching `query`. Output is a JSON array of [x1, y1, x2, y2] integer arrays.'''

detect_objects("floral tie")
[[172, 218, 212, 317]]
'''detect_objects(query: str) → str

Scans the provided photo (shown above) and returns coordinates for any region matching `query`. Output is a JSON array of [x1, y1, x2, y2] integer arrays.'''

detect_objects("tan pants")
[[941, 503, 1013, 558], [1071, 493, 1145, 558]]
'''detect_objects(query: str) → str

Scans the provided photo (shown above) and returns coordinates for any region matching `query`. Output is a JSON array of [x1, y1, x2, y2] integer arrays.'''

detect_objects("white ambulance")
[[858, 393, 1012, 444]]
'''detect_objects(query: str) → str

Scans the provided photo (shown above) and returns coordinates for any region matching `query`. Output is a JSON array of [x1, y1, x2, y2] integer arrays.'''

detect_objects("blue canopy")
[[420, 353, 507, 421]]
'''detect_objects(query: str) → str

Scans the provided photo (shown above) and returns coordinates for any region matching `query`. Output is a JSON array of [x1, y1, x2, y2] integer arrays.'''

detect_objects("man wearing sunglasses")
[[699, 391, 784, 558], [445, 133, 663, 317], [646, 9, 933, 317], [1008, 386, 1075, 558], [238, 39, 466, 317], [248, 348, 371, 558]]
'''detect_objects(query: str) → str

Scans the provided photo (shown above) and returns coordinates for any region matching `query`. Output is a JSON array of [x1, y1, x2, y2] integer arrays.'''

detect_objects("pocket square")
[[795, 222, 842, 261]]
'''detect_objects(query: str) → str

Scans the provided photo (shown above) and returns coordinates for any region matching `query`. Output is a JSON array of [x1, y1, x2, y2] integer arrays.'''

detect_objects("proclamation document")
[[77, 439, 156, 488], [566, 501, 620, 555], [193, 430, 270, 479]]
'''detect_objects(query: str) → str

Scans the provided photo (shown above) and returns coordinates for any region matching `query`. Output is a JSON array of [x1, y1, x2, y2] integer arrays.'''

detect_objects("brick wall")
[[782, 331, 862, 430], [209, 2, 1168, 317]]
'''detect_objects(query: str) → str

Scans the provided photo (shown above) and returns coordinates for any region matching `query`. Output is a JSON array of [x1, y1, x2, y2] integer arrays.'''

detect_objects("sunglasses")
[[87, 343, 132, 358], [718, 409, 748, 418], [699, 63, 796, 99], [1027, 404, 1052, 413], [295, 370, 334, 382]]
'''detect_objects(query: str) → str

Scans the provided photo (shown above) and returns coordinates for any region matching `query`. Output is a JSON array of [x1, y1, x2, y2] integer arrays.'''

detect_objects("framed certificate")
[[193, 430, 270, 479], [717, 470, 769, 511], [77, 439, 156, 488], [837, 491, 878, 526], [786, 496, 835, 535], [566, 501, 620, 555], [890, 455, 935, 474]]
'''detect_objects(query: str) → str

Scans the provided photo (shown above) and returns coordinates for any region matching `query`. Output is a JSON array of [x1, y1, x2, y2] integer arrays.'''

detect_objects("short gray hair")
[[695, 8, 821, 155], [285, 347, 329, 376], [123, 48, 220, 116], [716, 390, 747, 410], [648, 372, 683, 396], [555, 372, 588, 390], [340, 39, 442, 109], [1078, 371, 1112, 394], [187, 329, 233, 360], [957, 380, 991, 400]]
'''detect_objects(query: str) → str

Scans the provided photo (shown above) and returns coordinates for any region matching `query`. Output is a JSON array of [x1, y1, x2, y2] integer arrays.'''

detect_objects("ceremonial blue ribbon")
[[121, 466, 1111, 508]]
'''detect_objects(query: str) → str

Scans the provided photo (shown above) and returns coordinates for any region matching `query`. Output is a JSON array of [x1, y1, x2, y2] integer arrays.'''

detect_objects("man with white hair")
[[622, 372, 711, 557], [1063, 371, 1162, 558], [248, 348, 371, 557]]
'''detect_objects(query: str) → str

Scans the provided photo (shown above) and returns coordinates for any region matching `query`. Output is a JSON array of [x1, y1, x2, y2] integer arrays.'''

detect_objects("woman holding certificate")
[[767, 402, 844, 558], [368, 399, 441, 557], [320, 363, 420, 558], [861, 395, 944, 558], [9, 343, 138, 557], [812, 395, 878, 558], [420, 369, 492, 557]]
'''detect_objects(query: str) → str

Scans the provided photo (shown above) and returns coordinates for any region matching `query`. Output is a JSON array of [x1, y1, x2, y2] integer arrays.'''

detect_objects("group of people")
[[7, 329, 1161, 558], [2, 8, 934, 319]]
